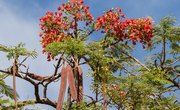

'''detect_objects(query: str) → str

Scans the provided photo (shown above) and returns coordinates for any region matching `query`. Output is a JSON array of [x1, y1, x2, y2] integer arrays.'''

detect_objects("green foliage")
[[63, 101, 103, 110], [153, 16, 180, 55], [106, 71, 179, 110], [0, 43, 37, 109], [0, 74, 19, 109], [0, 43, 37, 60], [0, 74, 18, 99], [46, 38, 86, 57], [87, 16, 180, 110], [0, 98, 12, 110]]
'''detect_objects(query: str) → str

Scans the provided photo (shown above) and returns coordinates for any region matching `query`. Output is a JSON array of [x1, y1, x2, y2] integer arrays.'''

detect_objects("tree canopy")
[[0, 0, 179, 110]]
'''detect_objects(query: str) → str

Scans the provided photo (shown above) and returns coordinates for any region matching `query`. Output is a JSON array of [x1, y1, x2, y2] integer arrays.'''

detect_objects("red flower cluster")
[[39, 0, 94, 61], [124, 18, 153, 46], [62, 0, 94, 22], [111, 85, 126, 96], [39, 0, 154, 61], [96, 8, 126, 40], [96, 9, 153, 46]]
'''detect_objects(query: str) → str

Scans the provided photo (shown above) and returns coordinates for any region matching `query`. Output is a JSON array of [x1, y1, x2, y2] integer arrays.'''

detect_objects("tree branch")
[[54, 53, 64, 76], [0, 69, 58, 108], [1, 98, 56, 109], [160, 36, 166, 69]]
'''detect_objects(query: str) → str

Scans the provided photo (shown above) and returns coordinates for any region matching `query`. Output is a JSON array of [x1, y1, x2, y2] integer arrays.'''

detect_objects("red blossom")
[[111, 85, 126, 96], [119, 91, 126, 96], [95, 9, 153, 46], [39, 0, 94, 60], [57, 6, 61, 11], [39, 0, 154, 61]]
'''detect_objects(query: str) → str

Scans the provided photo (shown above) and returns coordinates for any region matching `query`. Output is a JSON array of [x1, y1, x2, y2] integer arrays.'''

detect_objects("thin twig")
[[54, 53, 64, 76], [121, 51, 150, 71], [167, 58, 180, 66], [161, 36, 166, 69], [18, 57, 28, 67]]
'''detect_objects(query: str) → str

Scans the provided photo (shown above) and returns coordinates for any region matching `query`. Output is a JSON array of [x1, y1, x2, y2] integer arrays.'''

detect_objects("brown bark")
[[77, 66, 83, 102], [13, 58, 18, 110]]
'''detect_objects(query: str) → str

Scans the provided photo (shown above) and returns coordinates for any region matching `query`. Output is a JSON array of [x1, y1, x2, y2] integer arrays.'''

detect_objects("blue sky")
[[0, 0, 180, 109]]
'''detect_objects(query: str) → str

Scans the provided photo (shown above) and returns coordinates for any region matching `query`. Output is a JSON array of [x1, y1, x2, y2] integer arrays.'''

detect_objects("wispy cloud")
[[0, 1, 55, 109], [0, 1, 39, 48]]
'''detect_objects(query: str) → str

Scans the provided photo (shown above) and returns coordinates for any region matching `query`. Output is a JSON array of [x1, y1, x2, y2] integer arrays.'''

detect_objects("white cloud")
[[0, 1, 39, 47], [0, 1, 55, 109]]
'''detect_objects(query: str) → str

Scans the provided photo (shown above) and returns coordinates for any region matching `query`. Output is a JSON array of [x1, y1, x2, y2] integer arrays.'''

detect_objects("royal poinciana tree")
[[0, 0, 180, 110]]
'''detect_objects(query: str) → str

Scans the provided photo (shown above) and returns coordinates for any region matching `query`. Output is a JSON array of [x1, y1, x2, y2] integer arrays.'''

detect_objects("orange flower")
[[96, 9, 153, 46], [39, 0, 94, 61]]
